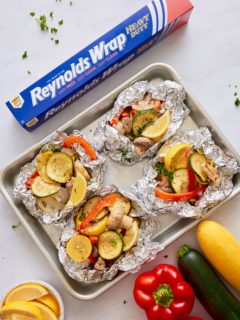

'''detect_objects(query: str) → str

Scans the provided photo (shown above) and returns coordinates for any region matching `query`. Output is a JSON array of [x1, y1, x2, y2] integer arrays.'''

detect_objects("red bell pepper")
[[25, 171, 39, 188], [134, 264, 195, 320], [110, 117, 119, 125], [79, 194, 118, 231], [63, 135, 97, 160], [155, 185, 206, 202], [185, 150, 197, 192], [89, 236, 98, 244], [186, 317, 204, 320]]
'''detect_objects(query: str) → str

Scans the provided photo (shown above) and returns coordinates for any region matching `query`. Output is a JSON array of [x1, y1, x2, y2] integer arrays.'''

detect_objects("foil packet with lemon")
[[57, 185, 163, 283], [14, 130, 106, 224], [132, 127, 239, 218], [94, 80, 189, 165]]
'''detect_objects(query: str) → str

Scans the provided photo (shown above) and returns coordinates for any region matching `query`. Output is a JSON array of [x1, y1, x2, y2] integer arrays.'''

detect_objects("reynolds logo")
[[30, 33, 127, 107]]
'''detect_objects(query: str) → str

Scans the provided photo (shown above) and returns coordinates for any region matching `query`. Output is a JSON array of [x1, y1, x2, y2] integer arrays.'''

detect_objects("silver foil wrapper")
[[132, 127, 239, 218], [94, 80, 189, 165], [57, 185, 164, 283], [14, 130, 106, 224]]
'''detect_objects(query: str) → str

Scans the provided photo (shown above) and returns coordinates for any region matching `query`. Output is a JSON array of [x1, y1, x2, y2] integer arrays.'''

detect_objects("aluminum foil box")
[[6, 0, 193, 131]]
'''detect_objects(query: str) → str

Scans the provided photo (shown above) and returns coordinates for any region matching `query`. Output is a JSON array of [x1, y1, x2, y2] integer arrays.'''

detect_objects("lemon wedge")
[[34, 294, 59, 317], [11, 314, 35, 320], [4, 284, 48, 304], [123, 220, 139, 251], [164, 143, 192, 171], [66, 235, 92, 262], [141, 110, 171, 139], [0, 301, 43, 320], [66, 172, 87, 207], [30, 302, 58, 320], [36, 152, 55, 184]]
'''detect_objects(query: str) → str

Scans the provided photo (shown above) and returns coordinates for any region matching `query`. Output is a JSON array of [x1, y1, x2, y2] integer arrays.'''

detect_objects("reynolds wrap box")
[[6, 0, 193, 131]]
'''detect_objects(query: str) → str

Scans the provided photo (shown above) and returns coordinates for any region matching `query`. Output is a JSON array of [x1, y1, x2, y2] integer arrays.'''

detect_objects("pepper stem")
[[153, 284, 174, 307], [176, 244, 191, 258]]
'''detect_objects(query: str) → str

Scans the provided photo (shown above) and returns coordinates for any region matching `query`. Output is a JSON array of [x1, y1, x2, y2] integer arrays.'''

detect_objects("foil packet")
[[132, 127, 239, 218], [57, 185, 163, 283], [94, 80, 189, 165], [14, 130, 106, 224]]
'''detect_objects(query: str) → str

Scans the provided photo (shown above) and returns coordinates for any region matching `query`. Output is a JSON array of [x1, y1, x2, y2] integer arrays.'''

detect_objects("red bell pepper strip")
[[185, 150, 197, 192], [89, 236, 98, 244], [121, 112, 129, 118], [186, 317, 204, 320], [110, 118, 119, 125], [88, 254, 96, 265], [155, 185, 206, 202], [134, 264, 195, 320], [79, 194, 117, 231], [25, 171, 39, 188], [63, 135, 97, 161]]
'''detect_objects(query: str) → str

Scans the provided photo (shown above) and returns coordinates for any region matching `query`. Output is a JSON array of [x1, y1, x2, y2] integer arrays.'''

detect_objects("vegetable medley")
[[26, 135, 97, 213], [109, 93, 171, 156], [155, 143, 221, 202], [66, 192, 139, 271]]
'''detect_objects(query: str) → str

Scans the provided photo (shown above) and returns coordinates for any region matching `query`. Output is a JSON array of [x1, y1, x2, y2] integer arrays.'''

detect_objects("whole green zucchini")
[[177, 245, 240, 320]]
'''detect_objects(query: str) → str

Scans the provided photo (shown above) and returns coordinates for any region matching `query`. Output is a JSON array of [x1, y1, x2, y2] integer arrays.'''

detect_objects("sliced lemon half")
[[141, 110, 171, 139], [30, 302, 58, 320], [66, 234, 92, 262], [0, 301, 43, 320], [66, 172, 87, 207], [123, 220, 139, 251], [4, 284, 48, 304], [164, 143, 192, 171]]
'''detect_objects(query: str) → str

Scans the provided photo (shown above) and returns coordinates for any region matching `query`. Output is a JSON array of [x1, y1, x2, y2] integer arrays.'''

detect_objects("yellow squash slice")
[[31, 177, 60, 198], [46, 152, 73, 183], [36, 152, 55, 184], [80, 216, 109, 236], [66, 235, 92, 262]]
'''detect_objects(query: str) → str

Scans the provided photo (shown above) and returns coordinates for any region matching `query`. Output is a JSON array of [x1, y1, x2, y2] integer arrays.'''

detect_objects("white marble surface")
[[0, 0, 240, 319]]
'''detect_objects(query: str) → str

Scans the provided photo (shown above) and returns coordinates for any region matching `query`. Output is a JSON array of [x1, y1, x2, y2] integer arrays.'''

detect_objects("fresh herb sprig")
[[155, 163, 173, 181]]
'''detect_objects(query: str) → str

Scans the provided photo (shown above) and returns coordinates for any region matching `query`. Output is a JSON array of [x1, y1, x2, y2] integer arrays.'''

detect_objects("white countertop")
[[0, 0, 240, 319]]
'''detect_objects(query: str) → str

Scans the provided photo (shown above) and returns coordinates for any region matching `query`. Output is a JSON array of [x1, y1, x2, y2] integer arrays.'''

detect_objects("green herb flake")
[[55, 39, 59, 45], [49, 11, 54, 19], [235, 98, 240, 107], [79, 211, 87, 221], [111, 239, 117, 247], [30, 12, 35, 17], [58, 20, 64, 26], [51, 27, 58, 34], [120, 150, 128, 157], [52, 147, 62, 153], [27, 70, 31, 75], [36, 15, 48, 31], [22, 51, 28, 59], [168, 172, 174, 182], [12, 222, 21, 229], [155, 163, 168, 176]]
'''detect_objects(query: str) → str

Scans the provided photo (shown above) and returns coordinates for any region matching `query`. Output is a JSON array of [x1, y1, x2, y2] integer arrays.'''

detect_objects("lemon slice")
[[66, 172, 87, 207], [164, 143, 192, 171], [123, 220, 139, 251], [11, 314, 35, 320], [80, 216, 109, 236], [30, 302, 58, 320], [4, 284, 48, 304], [35, 294, 59, 317], [0, 301, 43, 320], [66, 235, 92, 262], [36, 152, 55, 184], [141, 110, 171, 139]]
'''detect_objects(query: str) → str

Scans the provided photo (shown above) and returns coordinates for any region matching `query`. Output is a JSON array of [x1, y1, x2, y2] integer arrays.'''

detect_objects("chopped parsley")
[[36, 15, 48, 31], [52, 147, 62, 153], [120, 150, 128, 157], [58, 20, 64, 25], [12, 222, 21, 229], [235, 98, 240, 107], [51, 27, 58, 33], [22, 51, 28, 59], [79, 211, 87, 221], [30, 12, 35, 17], [49, 11, 54, 19], [111, 239, 117, 247], [155, 163, 173, 181]]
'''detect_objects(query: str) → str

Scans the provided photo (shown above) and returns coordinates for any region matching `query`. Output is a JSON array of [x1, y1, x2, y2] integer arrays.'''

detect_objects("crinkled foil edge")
[[94, 80, 190, 165], [57, 185, 164, 283], [132, 127, 240, 218], [13, 130, 106, 224]]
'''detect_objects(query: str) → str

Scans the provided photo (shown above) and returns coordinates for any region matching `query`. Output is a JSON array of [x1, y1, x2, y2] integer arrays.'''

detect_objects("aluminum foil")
[[132, 127, 240, 218], [14, 130, 106, 224], [94, 80, 189, 165], [57, 185, 164, 283]]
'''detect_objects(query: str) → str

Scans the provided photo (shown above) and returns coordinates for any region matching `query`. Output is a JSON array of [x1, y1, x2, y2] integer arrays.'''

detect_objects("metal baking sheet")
[[1, 63, 240, 300]]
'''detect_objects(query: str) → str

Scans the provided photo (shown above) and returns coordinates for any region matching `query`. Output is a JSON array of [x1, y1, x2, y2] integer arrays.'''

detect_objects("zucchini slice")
[[108, 192, 131, 215], [82, 196, 109, 222], [46, 152, 73, 183], [31, 176, 61, 197], [189, 152, 208, 182], [98, 231, 123, 260], [171, 169, 189, 194], [132, 110, 159, 136]]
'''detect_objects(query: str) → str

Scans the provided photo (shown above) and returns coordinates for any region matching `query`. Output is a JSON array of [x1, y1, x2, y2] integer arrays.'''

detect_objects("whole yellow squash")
[[197, 220, 240, 292]]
